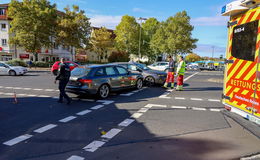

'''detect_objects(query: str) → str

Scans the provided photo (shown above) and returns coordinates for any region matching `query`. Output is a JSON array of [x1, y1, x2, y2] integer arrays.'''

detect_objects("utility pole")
[[138, 17, 147, 61]]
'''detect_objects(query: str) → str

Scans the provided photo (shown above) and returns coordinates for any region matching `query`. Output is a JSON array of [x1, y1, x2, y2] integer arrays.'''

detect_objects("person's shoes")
[[163, 83, 168, 88]]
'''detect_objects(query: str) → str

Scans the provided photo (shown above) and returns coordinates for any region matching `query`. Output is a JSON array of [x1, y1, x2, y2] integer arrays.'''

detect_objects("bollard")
[[13, 91, 18, 104]]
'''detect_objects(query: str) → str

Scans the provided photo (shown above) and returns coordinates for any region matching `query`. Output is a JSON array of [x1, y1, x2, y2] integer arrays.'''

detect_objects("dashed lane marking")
[[59, 116, 77, 123], [190, 98, 203, 101], [118, 119, 135, 127], [208, 99, 221, 102], [171, 106, 188, 109], [3, 134, 33, 146], [34, 124, 57, 133], [192, 107, 207, 111], [96, 100, 115, 105], [33, 89, 43, 91], [159, 93, 171, 99], [76, 110, 92, 116], [91, 105, 105, 110], [209, 109, 222, 112], [67, 156, 85, 160], [83, 140, 106, 152], [137, 108, 149, 113], [175, 97, 186, 100], [101, 128, 122, 139], [131, 113, 143, 119]]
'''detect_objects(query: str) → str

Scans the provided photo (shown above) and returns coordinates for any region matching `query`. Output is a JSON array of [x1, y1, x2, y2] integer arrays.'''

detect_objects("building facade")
[[0, 3, 74, 62]]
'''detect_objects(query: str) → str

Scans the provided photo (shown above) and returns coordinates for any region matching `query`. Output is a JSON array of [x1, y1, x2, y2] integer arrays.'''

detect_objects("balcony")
[[0, 14, 7, 20]]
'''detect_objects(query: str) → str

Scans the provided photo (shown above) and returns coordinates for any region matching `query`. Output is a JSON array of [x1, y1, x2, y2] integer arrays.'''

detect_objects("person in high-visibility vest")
[[176, 56, 186, 91], [163, 55, 175, 89]]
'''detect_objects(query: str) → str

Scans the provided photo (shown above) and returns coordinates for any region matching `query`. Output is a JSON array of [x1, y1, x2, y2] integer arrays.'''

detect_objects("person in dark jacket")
[[54, 58, 71, 104], [163, 55, 175, 89]]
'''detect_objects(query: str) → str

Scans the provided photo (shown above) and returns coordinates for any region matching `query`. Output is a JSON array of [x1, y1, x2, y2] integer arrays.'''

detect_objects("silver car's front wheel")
[[98, 84, 110, 98], [136, 79, 143, 90]]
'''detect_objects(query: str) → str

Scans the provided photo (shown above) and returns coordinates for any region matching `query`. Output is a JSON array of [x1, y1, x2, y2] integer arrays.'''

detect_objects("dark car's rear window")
[[71, 67, 91, 77]]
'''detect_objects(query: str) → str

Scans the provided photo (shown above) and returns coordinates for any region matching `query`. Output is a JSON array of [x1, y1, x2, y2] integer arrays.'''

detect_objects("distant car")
[[51, 61, 79, 75], [112, 62, 167, 86], [0, 62, 28, 76], [187, 65, 200, 71], [148, 62, 169, 72], [66, 64, 143, 99]]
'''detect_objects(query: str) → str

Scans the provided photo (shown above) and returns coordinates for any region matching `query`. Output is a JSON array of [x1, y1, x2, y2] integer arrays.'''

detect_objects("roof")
[[0, 3, 8, 7]]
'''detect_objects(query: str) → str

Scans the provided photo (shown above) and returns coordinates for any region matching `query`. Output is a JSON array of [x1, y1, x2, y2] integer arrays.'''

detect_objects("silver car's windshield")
[[71, 67, 91, 77]]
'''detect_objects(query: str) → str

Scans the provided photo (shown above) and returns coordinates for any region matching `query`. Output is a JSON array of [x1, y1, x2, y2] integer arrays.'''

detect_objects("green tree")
[[90, 27, 114, 62], [56, 5, 91, 61], [185, 53, 201, 62], [8, 0, 57, 61], [151, 11, 198, 57], [142, 18, 160, 60], [114, 15, 139, 56]]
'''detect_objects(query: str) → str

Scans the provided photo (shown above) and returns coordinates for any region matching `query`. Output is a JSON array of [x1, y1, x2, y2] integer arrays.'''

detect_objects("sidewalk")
[[27, 67, 51, 72]]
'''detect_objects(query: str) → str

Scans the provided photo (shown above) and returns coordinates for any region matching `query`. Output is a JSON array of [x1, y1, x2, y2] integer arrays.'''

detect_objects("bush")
[[6, 59, 27, 67], [108, 51, 129, 63], [32, 61, 51, 68]]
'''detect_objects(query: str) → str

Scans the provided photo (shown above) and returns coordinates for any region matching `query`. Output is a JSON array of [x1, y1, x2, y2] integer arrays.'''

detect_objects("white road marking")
[[0, 86, 3, 88], [4, 93, 13, 96], [0, 92, 3, 94], [175, 97, 186, 100], [120, 93, 134, 96], [38, 95, 51, 98], [33, 89, 43, 91], [34, 124, 57, 133], [101, 128, 122, 139], [91, 105, 105, 110], [83, 140, 106, 152], [138, 108, 149, 113], [132, 90, 139, 93], [3, 134, 33, 146], [17, 94, 26, 96], [5, 87, 13, 89], [192, 107, 207, 111], [208, 99, 221, 102], [52, 97, 59, 99], [59, 116, 77, 123], [171, 106, 187, 109], [24, 88, 32, 90], [76, 110, 92, 116], [67, 155, 85, 160], [80, 99, 95, 102], [118, 119, 135, 127], [27, 94, 37, 97], [159, 93, 171, 99], [167, 89, 174, 92], [131, 113, 143, 119], [45, 89, 54, 92], [190, 98, 203, 101], [209, 109, 221, 112], [144, 104, 166, 108], [184, 72, 199, 82], [13, 87, 22, 89], [97, 100, 114, 105]]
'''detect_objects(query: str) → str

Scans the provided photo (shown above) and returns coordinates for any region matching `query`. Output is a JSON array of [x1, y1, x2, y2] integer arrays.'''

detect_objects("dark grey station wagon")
[[66, 64, 143, 98]]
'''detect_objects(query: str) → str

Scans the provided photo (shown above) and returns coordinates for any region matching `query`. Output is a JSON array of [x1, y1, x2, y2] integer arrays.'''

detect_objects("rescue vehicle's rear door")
[[224, 11, 259, 115]]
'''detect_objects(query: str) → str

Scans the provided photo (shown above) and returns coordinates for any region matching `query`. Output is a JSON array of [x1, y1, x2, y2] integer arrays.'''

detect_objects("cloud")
[[191, 15, 229, 26], [89, 15, 122, 29], [132, 8, 149, 13]]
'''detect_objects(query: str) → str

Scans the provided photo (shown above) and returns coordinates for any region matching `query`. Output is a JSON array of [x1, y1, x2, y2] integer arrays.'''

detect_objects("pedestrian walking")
[[54, 58, 71, 104], [176, 56, 186, 91], [163, 55, 175, 89]]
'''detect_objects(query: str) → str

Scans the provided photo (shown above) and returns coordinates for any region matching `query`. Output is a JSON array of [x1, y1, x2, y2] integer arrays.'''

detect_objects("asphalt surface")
[[0, 71, 259, 160]]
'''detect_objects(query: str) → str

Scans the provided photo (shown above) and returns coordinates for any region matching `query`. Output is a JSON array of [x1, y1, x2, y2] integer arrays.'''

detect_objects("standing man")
[[163, 55, 175, 89], [176, 56, 186, 91], [54, 58, 71, 104]]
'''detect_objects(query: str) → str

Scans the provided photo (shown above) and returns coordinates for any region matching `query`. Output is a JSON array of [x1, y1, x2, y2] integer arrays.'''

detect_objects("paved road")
[[0, 71, 259, 160]]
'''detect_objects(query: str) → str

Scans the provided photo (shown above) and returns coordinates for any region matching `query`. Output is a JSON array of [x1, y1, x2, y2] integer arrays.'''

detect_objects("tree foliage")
[[185, 53, 201, 62], [90, 27, 114, 62], [56, 5, 91, 60], [150, 11, 198, 57], [8, 0, 57, 61], [114, 15, 139, 55]]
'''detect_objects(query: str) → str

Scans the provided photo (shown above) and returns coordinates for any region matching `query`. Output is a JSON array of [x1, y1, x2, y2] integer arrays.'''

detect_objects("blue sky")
[[2, 0, 234, 57]]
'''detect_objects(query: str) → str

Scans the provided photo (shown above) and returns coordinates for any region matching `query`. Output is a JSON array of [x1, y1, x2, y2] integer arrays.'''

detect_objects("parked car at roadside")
[[0, 61, 28, 76], [112, 62, 167, 86], [148, 61, 169, 72], [51, 61, 79, 75], [66, 64, 143, 99]]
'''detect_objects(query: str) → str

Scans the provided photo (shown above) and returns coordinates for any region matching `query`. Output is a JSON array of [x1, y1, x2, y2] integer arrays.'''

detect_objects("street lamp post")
[[138, 17, 147, 61]]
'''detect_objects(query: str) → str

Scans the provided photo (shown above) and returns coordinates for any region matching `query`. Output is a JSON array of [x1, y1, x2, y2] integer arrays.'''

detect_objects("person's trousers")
[[166, 72, 174, 83], [177, 75, 184, 86], [59, 80, 70, 102]]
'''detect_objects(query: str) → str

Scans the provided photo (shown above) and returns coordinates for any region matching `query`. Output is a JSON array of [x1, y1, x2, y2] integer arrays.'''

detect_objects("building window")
[[1, 23, 6, 30], [2, 39, 7, 46], [0, 9, 6, 15], [53, 42, 58, 49]]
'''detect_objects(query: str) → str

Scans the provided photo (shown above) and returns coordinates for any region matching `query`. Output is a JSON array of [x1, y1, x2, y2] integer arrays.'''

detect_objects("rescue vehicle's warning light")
[[221, 6, 226, 14]]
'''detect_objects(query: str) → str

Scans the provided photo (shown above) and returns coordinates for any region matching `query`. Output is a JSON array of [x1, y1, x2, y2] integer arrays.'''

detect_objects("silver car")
[[0, 61, 28, 76], [66, 64, 143, 98], [112, 62, 167, 86]]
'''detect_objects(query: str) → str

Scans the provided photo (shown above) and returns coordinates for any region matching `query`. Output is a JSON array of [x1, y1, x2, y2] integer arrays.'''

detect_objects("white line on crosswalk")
[[34, 124, 57, 133], [91, 105, 105, 110], [101, 128, 122, 139], [67, 155, 85, 160], [76, 110, 92, 116], [3, 134, 33, 146], [83, 140, 106, 152], [118, 119, 135, 127], [59, 116, 77, 123]]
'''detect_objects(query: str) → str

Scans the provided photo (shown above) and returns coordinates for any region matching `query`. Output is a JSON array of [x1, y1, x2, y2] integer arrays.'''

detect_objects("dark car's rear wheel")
[[9, 70, 16, 76], [136, 78, 143, 89], [98, 84, 110, 99], [145, 76, 155, 86]]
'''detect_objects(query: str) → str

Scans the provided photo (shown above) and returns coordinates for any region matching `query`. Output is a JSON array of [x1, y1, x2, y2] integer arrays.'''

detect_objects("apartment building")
[[0, 3, 74, 62]]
